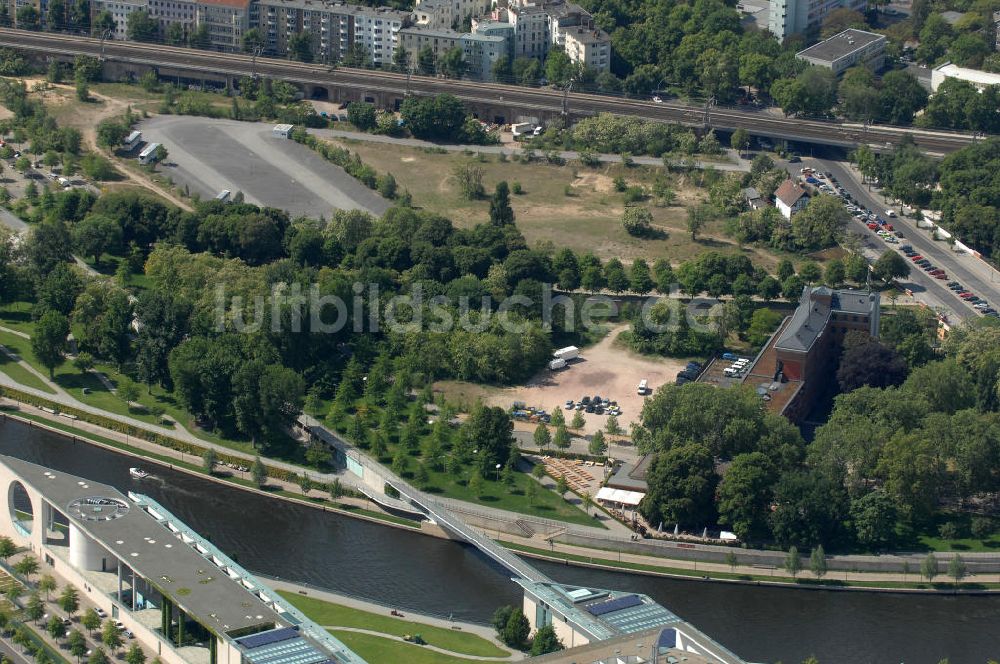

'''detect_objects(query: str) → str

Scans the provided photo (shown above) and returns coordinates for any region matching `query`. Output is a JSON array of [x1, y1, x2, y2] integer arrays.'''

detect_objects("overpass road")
[[0, 28, 981, 155]]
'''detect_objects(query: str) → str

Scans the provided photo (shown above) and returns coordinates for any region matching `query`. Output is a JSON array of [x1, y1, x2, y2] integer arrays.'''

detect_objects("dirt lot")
[[487, 325, 689, 435]]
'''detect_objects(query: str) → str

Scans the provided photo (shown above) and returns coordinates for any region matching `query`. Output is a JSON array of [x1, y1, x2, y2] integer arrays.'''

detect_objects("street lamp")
[[495, 463, 501, 482]]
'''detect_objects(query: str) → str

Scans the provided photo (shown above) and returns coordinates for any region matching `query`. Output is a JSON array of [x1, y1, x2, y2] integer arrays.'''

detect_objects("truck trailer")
[[553, 346, 579, 361]]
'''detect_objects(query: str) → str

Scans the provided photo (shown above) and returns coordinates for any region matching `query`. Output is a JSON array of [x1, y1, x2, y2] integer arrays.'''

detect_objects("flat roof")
[[0, 455, 283, 635], [796, 29, 885, 63], [934, 63, 1000, 87]]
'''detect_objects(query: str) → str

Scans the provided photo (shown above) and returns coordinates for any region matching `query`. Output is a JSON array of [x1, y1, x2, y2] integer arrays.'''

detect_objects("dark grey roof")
[[774, 287, 876, 352], [606, 454, 652, 491], [796, 29, 885, 64], [0, 455, 284, 636], [743, 187, 761, 200]]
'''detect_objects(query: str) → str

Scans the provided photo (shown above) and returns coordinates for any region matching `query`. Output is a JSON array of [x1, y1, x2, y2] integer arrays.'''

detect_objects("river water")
[[1, 417, 998, 664]]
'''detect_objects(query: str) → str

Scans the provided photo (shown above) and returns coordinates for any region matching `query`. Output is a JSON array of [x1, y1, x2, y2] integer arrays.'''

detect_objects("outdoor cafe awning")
[[595, 486, 645, 507]]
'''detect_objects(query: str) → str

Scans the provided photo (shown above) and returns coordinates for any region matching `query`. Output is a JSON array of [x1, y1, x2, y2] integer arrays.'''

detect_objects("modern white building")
[[768, 0, 867, 41], [0, 455, 366, 664], [796, 29, 886, 75], [931, 62, 1000, 91], [515, 579, 747, 663]]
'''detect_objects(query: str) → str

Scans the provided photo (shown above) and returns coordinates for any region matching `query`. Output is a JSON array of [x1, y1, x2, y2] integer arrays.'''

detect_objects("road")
[[813, 156, 1000, 322], [0, 28, 978, 155]]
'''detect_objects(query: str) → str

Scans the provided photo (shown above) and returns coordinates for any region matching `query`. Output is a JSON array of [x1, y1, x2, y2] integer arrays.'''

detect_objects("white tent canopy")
[[595, 486, 645, 507]]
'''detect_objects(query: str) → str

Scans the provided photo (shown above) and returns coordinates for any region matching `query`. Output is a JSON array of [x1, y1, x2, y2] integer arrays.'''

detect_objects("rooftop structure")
[[515, 580, 745, 662], [774, 286, 879, 353], [796, 29, 886, 75], [0, 455, 365, 664], [931, 62, 1000, 91]]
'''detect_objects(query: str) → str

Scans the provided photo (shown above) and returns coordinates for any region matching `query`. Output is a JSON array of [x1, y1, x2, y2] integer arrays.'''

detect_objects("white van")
[[724, 368, 737, 377], [637, 379, 648, 395]]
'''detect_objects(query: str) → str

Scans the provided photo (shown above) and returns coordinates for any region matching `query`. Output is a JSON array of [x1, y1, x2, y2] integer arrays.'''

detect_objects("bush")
[[511, 181, 523, 194], [971, 516, 994, 539], [621, 206, 653, 237], [938, 520, 963, 540]]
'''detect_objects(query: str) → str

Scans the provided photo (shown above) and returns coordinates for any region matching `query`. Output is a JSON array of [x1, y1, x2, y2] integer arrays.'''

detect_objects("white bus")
[[123, 130, 142, 151]]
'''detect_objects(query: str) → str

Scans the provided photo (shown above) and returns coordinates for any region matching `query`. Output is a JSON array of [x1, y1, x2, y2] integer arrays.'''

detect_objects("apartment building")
[[413, 0, 489, 29], [147, 0, 196, 37], [258, 0, 408, 65], [90, 0, 146, 39], [768, 0, 867, 41], [562, 25, 609, 71], [195, 0, 251, 51]]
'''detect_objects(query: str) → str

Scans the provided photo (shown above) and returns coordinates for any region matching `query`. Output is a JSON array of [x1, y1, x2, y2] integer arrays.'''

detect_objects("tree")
[[792, 195, 848, 251], [242, 27, 265, 53], [68, 631, 87, 663], [38, 574, 56, 602], [251, 456, 267, 488], [525, 477, 538, 505], [14, 555, 38, 581], [553, 424, 570, 449], [101, 619, 122, 652], [948, 553, 966, 585], [15, 5, 39, 29], [492, 605, 514, 636], [570, 410, 585, 429], [154, 144, 168, 164], [629, 259, 654, 294], [604, 258, 629, 293], [716, 452, 774, 542], [47, 615, 67, 640], [417, 45, 436, 75], [489, 181, 514, 226], [59, 587, 80, 618], [589, 430, 606, 456], [640, 443, 717, 528], [288, 31, 314, 62], [784, 545, 802, 578], [530, 624, 564, 655], [533, 423, 551, 450], [849, 489, 896, 550], [453, 164, 485, 200], [73, 214, 122, 266], [124, 644, 146, 664], [126, 11, 157, 41], [730, 128, 750, 157], [619, 206, 654, 238], [25, 593, 44, 623], [201, 448, 216, 474], [400, 94, 468, 142], [837, 339, 908, 392], [346, 102, 377, 131], [0, 537, 16, 562], [921, 552, 938, 582], [462, 404, 514, 477], [501, 608, 530, 649], [298, 474, 314, 495], [872, 250, 910, 284], [468, 472, 484, 498], [798, 260, 821, 284], [88, 648, 109, 664], [439, 46, 467, 79], [810, 545, 827, 578], [686, 205, 708, 241]]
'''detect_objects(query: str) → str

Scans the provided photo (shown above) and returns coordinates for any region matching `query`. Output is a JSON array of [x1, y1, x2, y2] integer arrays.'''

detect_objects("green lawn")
[[278, 592, 509, 658], [0, 302, 36, 336], [0, 350, 55, 393], [329, 630, 485, 664]]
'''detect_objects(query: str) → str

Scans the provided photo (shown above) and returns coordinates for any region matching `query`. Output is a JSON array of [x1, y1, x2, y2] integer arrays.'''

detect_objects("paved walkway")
[[310, 128, 752, 172]]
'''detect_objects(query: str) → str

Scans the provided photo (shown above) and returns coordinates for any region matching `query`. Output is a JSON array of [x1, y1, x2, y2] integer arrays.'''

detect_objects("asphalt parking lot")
[[137, 116, 391, 218]]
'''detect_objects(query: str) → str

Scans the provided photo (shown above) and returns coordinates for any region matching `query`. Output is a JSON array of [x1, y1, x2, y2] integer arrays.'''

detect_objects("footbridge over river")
[[300, 414, 550, 584]]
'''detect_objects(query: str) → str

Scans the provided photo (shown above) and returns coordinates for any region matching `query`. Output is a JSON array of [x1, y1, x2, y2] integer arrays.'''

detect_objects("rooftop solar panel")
[[586, 594, 643, 616], [237, 627, 300, 649], [657, 628, 677, 649]]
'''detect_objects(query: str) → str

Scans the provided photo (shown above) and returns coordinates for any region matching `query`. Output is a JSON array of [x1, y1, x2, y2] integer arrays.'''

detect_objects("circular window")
[[66, 497, 130, 522], [8, 481, 33, 537]]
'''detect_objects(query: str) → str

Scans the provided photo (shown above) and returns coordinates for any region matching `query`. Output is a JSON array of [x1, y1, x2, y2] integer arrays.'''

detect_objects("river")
[[1, 417, 998, 664]]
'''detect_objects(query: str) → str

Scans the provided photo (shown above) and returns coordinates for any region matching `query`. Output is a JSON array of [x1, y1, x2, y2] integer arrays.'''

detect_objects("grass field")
[[329, 630, 486, 664], [277, 591, 509, 658], [320, 138, 791, 267], [0, 349, 54, 394]]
